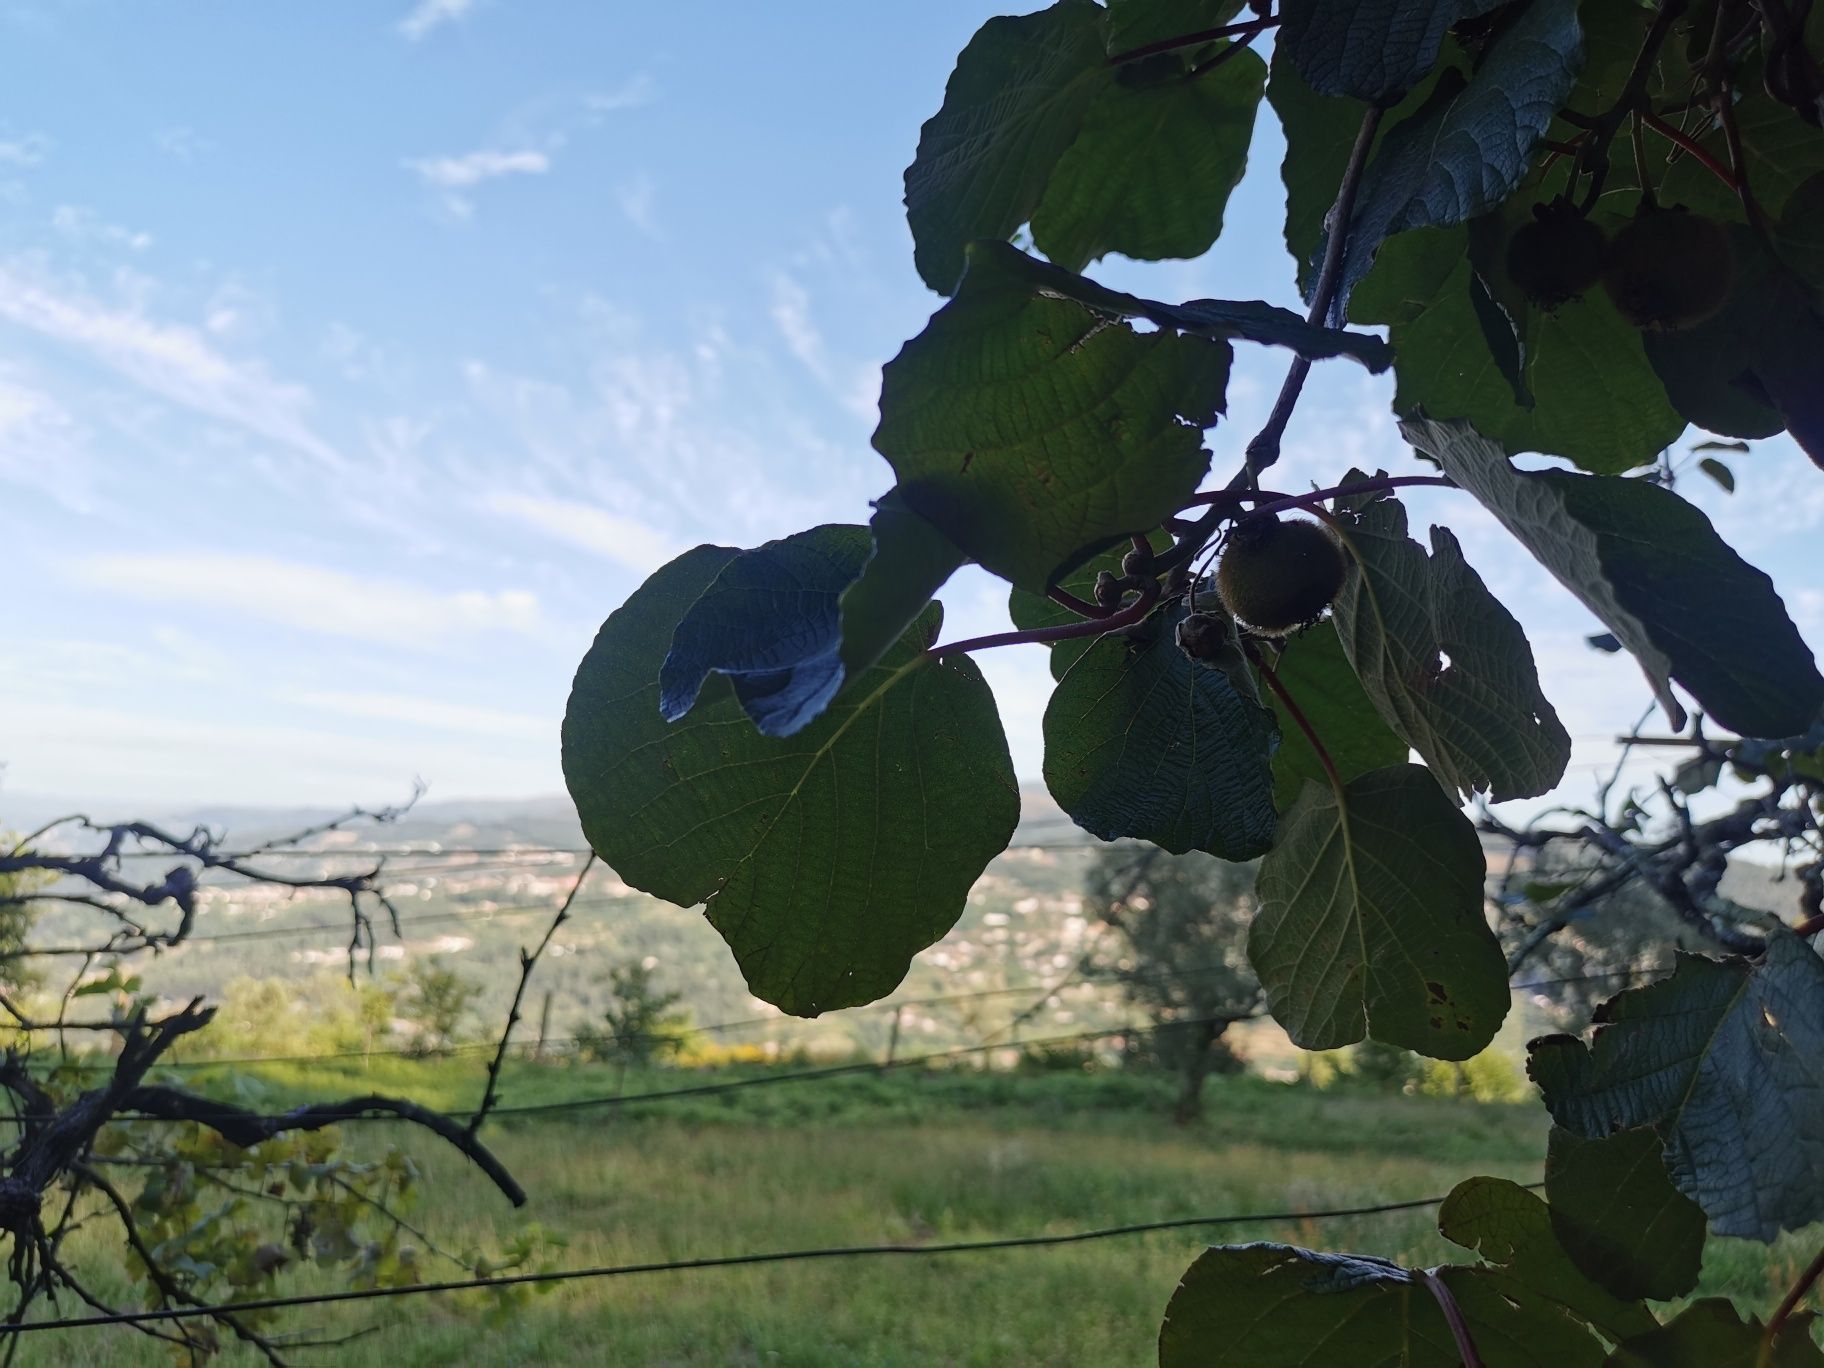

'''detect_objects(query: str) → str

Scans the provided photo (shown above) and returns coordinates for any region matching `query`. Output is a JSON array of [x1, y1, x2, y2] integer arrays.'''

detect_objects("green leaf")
[[838, 493, 968, 682], [1276, 0, 1501, 102], [1644, 228, 1824, 465], [1330, 486, 1571, 802], [1545, 1127, 1706, 1303], [1262, 621, 1408, 811], [904, 0, 1109, 294], [563, 545, 1020, 1016], [1605, 1301, 1824, 1368], [1104, 0, 1244, 55], [1356, 240, 1685, 474], [1248, 762, 1508, 1059], [1696, 457, 1736, 493], [1160, 1243, 1605, 1367], [873, 243, 1231, 592], [1774, 173, 1824, 296], [1405, 416, 1824, 737], [659, 526, 869, 738], [1528, 934, 1824, 1242], [1438, 1176, 1658, 1345], [1333, 0, 1586, 305], [1031, 46, 1267, 272], [1042, 599, 1278, 858]]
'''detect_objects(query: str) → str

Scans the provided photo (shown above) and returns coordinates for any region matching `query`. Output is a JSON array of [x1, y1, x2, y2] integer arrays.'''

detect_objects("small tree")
[[575, 962, 691, 1069], [1084, 848, 1258, 1123], [397, 954, 482, 1056]]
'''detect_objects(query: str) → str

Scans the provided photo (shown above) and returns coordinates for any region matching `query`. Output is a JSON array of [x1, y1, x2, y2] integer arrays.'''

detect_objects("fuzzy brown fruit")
[[1601, 205, 1734, 332], [1215, 515, 1346, 636], [1504, 201, 1607, 309]]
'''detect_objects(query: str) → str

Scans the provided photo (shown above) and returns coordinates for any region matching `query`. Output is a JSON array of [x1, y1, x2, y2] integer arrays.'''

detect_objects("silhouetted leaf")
[[1356, 240, 1685, 474], [1160, 1242, 1605, 1366], [1604, 1300, 1824, 1367], [564, 545, 1018, 1016], [1248, 762, 1508, 1059], [1329, 488, 1570, 802], [1262, 621, 1407, 811], [1406, 416, 1824, 736], [838, 493, 968, 682], [904, 0, 1108, 293], [874, 243, 1230, 591], [1545, 1128, 1706, 1303], [1587, 633, 1622, 653], [1696, 457, 1736, 492], [1031, 46, 1267, 271], [1333, 0, 1585, 306], [1529, 934, 1824, 1241], [1439, 1176, 1657, 1344], [1276, 0, 1500, 102], [962, 240, 1393, 366], [1104, 0, 1244, 54], [1043, 599, 1278, 857]]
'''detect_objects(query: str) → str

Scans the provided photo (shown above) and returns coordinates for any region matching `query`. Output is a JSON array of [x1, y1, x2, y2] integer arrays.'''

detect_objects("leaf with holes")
[[1329, 488, 1570, 802], [1438, 1176, 1657, 1344], [1528, 934, 1824, 1242], [1405, 416, 1824, 737], [1043, 599, 1278, 858], [1248, 762, 1508, 1059], [564, 544, 1019, 1017], [873, 243, 1230, 592], [1605, 1301, 1824, 1368]]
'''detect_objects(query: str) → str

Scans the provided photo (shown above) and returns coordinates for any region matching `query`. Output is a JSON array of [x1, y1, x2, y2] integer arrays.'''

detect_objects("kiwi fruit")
[[1215, 515, 1346, 636], [1601, 204, 1734, 332], [1505, 200, 1607, 309]]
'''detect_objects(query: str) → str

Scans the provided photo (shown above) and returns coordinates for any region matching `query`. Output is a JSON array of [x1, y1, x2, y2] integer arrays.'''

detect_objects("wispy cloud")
[[0, 257, 338, 465], [0, 366, 92, 508], [51, 204, 152, 252], [73, 552, 546, 647], [485, 492, 680, 575], [396, 0, 474, 42], [0, 132, 49, 167], [405, 147, 549, 217], [766, 270, 880, 423], [615, 173, 660, 239]]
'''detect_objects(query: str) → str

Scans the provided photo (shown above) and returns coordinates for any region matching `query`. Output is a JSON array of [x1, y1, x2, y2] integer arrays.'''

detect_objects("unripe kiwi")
[[1504, 200, 1607, 309], [1601, 204, 1734, 332], [1216, 515, 1346, 636]]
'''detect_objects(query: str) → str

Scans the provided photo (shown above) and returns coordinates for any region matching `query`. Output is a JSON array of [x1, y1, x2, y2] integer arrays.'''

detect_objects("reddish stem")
[[1766, 1241, 1824, 1354], [1107, 15, 1278, 66], [1251, 650, 1342, 795], [1047, 585, 1113, 621], [1639, 111, 1740, 193], [1417, 1270, 1486, 1368], [930, 581, 1160, 658]]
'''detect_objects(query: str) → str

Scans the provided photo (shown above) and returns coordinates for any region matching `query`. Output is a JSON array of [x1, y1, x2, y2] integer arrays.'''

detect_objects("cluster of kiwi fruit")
[[1504, 196, 1733, 331]]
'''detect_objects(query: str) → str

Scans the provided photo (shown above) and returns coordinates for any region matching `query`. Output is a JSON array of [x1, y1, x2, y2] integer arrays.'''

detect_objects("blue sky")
[[2, 0, 1820, 817]]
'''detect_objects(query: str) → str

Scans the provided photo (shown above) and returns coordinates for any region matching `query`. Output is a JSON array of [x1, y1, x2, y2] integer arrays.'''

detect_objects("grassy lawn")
[[9, 1063, 1809, 1365]]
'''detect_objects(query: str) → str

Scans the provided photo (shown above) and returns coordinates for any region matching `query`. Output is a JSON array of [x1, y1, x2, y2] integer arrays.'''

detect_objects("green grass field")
[[10, 1062, 1812, 1365]]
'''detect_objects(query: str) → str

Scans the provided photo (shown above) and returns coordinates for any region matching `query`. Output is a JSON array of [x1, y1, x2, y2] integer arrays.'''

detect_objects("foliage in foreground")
[[560, 0, 1824, 1361]]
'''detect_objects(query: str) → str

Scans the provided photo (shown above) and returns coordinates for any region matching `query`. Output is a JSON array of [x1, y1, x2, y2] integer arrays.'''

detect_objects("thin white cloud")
[[0, 133, 49, 167], [766, 270, 882, 424], [51, 204, 152, 252], [585, 75, 658, 115], [0, 258, 338, 465], [397, 0, 474, 42], [615, 173, 660, 239], [72, 552, 546, 647], [406, 148, 549, 190], [485, 492, 681, 575], [0, 367, 91, 508], [287, 690, 551, 739]]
